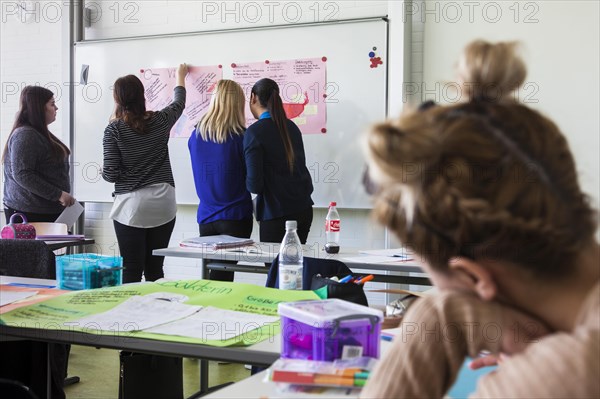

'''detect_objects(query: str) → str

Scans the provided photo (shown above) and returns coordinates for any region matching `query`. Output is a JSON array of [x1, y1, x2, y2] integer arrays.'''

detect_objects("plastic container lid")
[[329, 201, 337, 207], [278, 299, 383, 328]]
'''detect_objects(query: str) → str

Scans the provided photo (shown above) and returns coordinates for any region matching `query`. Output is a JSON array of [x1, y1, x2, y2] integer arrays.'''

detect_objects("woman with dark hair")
[[244, 78, 314, 243], [3, 85, 76, 224], [1, 85, 75, 399], [102, 64, 187, 283]]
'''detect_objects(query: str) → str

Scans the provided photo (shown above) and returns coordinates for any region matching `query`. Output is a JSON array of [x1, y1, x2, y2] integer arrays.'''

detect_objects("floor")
[[64, 345, 251, 399]]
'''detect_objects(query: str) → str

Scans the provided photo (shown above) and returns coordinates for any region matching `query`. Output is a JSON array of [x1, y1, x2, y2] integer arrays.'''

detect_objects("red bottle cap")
[[329, 201, 337, 207]]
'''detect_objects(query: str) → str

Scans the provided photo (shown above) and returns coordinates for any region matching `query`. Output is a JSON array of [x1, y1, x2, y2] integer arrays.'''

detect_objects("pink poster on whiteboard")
[[232, 57, 327, 134], [140, 66, 222, 138]]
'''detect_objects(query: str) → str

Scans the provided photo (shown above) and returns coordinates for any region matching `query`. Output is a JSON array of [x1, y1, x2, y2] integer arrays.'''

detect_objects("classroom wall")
[[2, 2, 598, 304], [418, 0, 600, 213], [0, 1, 70, 205]]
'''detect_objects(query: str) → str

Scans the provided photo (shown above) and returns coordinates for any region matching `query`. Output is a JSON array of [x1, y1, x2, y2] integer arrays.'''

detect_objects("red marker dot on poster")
[[265, 60, 270, 64], [321, 128, 327, 134], [140, 69, 144, 74], [323, 94, 328, 98], [322, 57, 328, 62], [218, 65, 222, 69], [231, 63, 237, 68]]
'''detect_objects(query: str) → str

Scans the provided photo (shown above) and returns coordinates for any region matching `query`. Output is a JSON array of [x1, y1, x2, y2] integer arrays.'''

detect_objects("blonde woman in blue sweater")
[[188, 79, 253, 281]]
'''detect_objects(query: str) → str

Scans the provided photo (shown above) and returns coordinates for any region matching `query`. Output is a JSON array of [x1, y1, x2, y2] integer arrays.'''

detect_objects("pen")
[[355, 275, 374, 284], [339, 275, 353, 284]]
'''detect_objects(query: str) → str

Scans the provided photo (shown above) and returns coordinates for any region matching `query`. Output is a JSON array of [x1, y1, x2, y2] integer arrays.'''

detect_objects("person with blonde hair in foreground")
[[361, 40, 599, 398]]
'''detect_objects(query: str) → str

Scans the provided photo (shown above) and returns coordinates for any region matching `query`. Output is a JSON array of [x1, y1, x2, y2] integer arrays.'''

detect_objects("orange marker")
[[355, 274, 374, 285]]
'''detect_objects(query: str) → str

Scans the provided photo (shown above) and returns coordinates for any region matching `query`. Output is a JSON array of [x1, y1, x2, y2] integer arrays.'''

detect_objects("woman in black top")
[[244, 78, 314, 243]]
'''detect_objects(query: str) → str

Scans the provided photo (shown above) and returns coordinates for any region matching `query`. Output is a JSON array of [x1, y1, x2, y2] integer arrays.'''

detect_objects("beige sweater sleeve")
[[361, 293, 503, 398], [362, 285, 600, 398]]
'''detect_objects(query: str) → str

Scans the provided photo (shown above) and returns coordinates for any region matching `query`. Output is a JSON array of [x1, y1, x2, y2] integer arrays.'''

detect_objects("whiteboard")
[[73, 18, 388, 208]]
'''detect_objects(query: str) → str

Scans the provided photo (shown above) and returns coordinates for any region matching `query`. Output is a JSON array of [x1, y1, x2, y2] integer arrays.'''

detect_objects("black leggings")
[[199, 218, 253, 282], [113, 218, 176, 283]]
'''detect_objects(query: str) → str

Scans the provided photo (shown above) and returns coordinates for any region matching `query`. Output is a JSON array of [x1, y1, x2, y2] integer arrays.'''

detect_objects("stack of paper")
[[180, 235, 254, 250]]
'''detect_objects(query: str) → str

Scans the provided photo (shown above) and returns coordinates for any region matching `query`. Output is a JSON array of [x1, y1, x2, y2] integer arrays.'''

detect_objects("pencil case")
[[1, 213, 36, 239]]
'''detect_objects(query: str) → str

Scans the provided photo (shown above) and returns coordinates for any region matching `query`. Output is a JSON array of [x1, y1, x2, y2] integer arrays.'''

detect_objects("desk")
[[154, 244, 430, 286], [44, 238, 95, 251], [205, 340, 395, 399], [0, 276, 282, 398]]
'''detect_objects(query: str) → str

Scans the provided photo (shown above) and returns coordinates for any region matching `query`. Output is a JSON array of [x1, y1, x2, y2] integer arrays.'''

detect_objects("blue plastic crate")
[[56, 253, 122, 290]]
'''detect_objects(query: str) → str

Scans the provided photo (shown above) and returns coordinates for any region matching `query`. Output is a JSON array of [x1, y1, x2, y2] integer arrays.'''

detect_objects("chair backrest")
[[266, 255, 353, 290], [0, 378, 40, 399], [0, 240, 56, 279]]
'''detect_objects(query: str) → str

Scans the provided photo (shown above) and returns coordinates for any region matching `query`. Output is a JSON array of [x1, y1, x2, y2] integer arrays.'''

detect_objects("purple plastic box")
[[278, 299, 383, 361]]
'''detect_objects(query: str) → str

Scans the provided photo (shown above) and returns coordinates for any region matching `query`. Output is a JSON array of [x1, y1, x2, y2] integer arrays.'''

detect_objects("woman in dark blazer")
[[243, 78, 314, 243]]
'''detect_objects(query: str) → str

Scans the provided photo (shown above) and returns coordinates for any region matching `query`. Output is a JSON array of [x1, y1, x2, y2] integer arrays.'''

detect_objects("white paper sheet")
[[358, 248, 412, 260], [0, 290, 38, 306], [70, 294, 202, 332], [55, 201, 85, 228], [342, 256, 410, 264], [146, 306, 279, 341]]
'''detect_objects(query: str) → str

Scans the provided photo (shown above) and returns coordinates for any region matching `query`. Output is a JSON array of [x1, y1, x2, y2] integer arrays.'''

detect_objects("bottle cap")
[[285, 220, 297, 229], [329, 201, 337, 207]]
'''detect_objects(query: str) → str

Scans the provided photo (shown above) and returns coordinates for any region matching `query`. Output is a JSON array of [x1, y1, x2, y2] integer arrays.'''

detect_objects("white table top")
[[154, 245, 424, 274], [205, 340, 394, 399]]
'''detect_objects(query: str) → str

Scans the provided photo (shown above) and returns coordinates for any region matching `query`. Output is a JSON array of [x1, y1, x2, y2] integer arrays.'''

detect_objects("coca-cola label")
[[326, 220, 340, 232]]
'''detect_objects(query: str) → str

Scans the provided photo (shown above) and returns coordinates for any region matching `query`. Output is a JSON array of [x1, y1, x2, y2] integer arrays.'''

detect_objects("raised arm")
[[158, 63, 188, 127]]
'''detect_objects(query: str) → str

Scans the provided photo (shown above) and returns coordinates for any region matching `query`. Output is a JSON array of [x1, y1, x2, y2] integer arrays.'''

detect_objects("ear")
[[448, 257, 498, 301], [250, 93, 257, 105]]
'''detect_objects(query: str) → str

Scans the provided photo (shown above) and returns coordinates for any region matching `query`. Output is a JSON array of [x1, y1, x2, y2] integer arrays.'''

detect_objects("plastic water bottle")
[[279, 220, 304, 290], [325, 202, 340, 254]]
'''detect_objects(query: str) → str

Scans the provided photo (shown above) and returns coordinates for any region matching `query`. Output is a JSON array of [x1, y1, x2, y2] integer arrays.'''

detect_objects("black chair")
[[0, 239, 80, 398], [0, 240, 56, 278], [0, 378, 40, 399]]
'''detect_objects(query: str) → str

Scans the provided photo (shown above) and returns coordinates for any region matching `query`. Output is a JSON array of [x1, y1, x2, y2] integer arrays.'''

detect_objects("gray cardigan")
[[3, 126, 70, 214]]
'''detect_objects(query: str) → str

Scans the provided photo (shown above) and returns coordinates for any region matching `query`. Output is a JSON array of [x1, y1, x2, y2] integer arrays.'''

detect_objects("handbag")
[[1, 213, 36, 239], [118, 351, 183, 399], [311, 274, 369, 306]]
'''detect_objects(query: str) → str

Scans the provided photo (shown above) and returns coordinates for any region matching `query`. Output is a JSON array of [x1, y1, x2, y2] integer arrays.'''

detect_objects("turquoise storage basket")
[[56, 253, 122, 290]]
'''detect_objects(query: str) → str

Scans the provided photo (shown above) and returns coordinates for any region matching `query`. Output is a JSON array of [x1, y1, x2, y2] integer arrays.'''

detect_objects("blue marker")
[[339, 275, 353, 284]]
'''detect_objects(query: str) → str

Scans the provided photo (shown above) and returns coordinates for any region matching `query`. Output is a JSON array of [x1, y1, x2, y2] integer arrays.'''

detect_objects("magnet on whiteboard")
[[80, 65, 89, 85]]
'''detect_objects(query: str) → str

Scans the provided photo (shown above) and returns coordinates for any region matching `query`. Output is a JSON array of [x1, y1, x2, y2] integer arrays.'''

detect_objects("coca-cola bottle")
[[325, 202, 340, 254]]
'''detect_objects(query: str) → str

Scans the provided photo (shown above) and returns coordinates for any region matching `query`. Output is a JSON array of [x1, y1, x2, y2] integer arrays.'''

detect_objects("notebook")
[[180, 235, 254, 250]]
